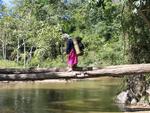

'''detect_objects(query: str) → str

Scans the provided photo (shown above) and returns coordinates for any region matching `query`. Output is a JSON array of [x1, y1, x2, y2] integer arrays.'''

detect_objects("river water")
[[0, 77, 123, 113]]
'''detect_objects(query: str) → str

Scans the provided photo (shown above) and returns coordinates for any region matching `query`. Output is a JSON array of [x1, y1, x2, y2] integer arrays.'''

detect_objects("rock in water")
[[116, 90, 129, 104]]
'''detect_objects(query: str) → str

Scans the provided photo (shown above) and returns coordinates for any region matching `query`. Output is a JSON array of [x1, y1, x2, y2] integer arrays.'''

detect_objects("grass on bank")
[[0, 60, 21, 68]]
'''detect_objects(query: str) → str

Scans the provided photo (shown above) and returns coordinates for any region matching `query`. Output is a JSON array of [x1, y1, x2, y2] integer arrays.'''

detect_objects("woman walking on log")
[[62, 33, 78, 72]]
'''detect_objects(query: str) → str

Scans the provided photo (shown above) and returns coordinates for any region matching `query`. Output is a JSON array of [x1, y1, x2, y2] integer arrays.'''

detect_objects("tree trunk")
[[23, 38, 26, 67], [4, 39, 7, 59], [17, 37, 20, 63], [0, 64, 149, 81], [27, 46, 33, 65], [121, 1, 150, 105], [2, 35, 6, 60]]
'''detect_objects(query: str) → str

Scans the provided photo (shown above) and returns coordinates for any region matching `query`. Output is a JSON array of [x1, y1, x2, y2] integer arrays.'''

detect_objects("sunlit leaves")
[[0, 0, 149, 67]]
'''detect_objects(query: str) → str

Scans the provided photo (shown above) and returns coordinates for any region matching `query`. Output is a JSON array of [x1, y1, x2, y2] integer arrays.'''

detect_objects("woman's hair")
[[62, 33, 70, 39]]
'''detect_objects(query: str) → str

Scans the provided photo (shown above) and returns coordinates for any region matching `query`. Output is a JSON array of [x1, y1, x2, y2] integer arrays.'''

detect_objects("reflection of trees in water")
[[0, 81, 121, 113], [0, 89, 47, 113]]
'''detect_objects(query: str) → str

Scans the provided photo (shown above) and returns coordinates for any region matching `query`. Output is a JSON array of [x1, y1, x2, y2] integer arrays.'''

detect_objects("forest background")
[[0, 0, 149, 69]]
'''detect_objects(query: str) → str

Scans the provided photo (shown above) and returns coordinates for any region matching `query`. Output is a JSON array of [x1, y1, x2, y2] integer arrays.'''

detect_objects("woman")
[[62, 33, 78, 71]]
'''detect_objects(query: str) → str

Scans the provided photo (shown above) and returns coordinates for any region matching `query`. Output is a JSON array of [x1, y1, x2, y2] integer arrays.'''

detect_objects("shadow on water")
[[0, 77, 123, 113]]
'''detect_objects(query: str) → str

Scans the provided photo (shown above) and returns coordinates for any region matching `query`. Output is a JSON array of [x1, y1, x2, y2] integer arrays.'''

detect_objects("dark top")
[[66, 38, 74, 54]]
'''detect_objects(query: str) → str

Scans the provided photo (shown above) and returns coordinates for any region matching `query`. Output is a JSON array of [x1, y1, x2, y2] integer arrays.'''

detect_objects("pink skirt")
[[67, 49, 78, 66]]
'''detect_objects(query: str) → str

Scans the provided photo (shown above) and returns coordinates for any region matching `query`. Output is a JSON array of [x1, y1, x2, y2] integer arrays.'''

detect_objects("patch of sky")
[[3, 0, 13, 8]]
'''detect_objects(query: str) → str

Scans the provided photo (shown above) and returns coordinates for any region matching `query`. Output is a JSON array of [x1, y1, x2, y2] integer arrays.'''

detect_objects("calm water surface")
[[0, 77, 123, 113]]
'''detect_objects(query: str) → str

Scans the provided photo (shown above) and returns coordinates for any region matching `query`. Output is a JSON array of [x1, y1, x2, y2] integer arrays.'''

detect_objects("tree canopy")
[[0, 0, 149, 68]]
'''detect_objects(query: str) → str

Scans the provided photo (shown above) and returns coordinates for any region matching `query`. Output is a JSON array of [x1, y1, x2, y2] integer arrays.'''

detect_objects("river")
[[0, 77, 123, 113]]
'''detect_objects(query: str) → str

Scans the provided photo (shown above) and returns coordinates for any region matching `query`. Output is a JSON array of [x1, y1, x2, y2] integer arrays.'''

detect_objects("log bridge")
[[0, 64, 150, 81]]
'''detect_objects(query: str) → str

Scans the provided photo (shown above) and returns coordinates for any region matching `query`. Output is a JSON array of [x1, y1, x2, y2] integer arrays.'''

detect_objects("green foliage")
[[122, 1, 150, 64], [0, 60, 20, 68], [0, 0, 149, 68], [0, 0, 124, 67], [29, 56, 66, 68]]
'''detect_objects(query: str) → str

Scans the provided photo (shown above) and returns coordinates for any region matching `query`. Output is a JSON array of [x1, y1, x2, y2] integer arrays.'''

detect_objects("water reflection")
[[0, 78, 122, 113]]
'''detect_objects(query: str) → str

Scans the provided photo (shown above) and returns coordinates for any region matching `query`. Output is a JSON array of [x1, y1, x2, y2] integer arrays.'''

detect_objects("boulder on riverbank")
[[116, 88, 150, 112]]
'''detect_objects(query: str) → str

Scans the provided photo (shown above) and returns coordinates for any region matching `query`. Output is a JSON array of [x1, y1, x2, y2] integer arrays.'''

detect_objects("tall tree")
[[122, 0, 150, 105]]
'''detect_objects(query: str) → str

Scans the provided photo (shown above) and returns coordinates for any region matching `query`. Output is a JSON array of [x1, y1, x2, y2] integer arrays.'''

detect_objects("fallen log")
[[0, 71, 82, 81], [0, 67, 92, 74], [0, 64, 150, 81], [87, 64, 150, 76], [0, 67, 67, 74]]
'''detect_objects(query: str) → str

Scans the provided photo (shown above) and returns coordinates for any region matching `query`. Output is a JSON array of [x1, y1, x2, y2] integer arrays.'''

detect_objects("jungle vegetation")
[[0, 0, 149, 68]]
